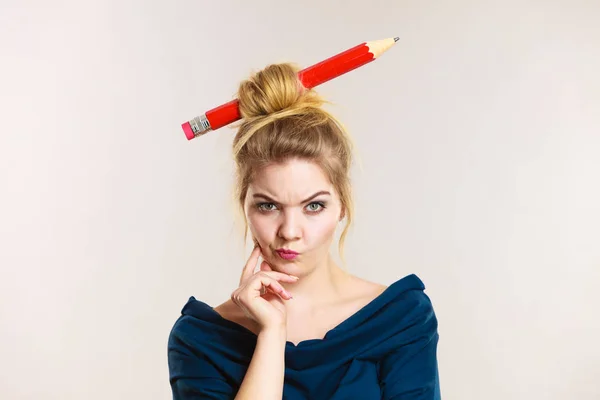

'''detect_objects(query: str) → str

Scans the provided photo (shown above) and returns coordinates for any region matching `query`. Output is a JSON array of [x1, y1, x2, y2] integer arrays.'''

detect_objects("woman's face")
[[244, 158, 343, 275]]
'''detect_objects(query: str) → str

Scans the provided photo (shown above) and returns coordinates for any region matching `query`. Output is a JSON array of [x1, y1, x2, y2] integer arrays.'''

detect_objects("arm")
[[379, 293, 441, 400], [235, 326, 287, 400]]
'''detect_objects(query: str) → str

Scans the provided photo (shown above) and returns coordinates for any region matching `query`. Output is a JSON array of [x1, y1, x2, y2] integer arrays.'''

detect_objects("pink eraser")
[[182, 122, 194, 140]]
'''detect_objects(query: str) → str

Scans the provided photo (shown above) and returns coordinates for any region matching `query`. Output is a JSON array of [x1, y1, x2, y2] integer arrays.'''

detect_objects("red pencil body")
[[183, 38, 397, 140], [297, 42, 374, 89]]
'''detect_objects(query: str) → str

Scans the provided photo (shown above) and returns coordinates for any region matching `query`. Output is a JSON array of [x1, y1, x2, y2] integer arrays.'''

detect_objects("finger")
[[254, 270, 300, 283], [239, 245, 262, 286], [246, 273, 293, 299], [260, 278, 293, 299], [259, 260, 273, 272], [259, 261, 301, 282]]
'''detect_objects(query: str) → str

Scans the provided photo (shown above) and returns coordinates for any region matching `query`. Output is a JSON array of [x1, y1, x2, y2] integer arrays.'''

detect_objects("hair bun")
[[237, 63, 323, 120]]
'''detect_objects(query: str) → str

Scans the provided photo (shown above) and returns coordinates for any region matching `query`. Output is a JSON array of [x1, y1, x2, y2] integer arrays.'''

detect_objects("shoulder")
[[167, 296, 214, 349], [346, 276, 388, 302], [346, 273, 436, 328], [386, 274, 438, 335], [167, 299, 241, 396], [367, 275, 438, 367], [347, 273, 430, 306], [354, 274, 437, 335], [376, 277, 440, 399], [390, 274, 435, 311], [167, 297, 229, 366]]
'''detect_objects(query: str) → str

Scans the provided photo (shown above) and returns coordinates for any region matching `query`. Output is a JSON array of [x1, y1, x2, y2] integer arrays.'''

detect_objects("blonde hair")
[[231, 63, 356, 266]]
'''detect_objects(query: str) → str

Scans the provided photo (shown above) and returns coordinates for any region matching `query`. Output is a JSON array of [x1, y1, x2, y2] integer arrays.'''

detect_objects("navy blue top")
[[168, 274, 441, 399]]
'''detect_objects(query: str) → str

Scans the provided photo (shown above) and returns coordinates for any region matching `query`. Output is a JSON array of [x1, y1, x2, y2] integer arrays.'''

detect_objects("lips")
[[275, 249, 299, 260], [276, 249, 299, 255]]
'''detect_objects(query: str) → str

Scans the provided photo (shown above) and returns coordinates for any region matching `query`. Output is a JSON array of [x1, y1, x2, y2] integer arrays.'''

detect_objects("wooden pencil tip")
[[394, 37, 399, 42]]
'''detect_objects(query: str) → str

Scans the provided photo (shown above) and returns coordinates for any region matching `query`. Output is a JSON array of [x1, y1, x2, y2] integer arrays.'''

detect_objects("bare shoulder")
[[344, 275, 388, 303]]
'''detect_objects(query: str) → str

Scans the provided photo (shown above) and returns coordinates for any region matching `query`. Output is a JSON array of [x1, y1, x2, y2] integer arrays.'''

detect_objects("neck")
[[280, 253, 350, 312]]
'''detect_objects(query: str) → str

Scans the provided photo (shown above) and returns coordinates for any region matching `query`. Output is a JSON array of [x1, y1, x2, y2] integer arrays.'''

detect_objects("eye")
[[257, 202, 277, 212], [306, 201, 326, 213], [255, 201, 326, 214]]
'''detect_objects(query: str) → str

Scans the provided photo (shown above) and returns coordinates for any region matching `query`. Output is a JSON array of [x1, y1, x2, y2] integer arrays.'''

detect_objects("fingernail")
[[286, 291, 293, 298], [290, 275, 300, 280]]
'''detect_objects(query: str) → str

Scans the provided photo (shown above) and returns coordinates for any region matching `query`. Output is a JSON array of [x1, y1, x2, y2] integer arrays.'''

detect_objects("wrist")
[[258, 325, 287, 341]]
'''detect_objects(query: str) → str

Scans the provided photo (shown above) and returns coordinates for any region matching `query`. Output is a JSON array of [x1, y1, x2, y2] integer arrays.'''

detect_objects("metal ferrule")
[[189, 114, 212, 137]]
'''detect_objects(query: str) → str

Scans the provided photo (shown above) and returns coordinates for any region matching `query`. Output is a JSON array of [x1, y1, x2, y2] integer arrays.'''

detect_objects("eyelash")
[[256, 201, 327, 214]]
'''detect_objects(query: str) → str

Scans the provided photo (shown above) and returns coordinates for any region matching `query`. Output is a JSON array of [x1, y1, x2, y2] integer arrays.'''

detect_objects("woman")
[[168, 63, 441, 399]]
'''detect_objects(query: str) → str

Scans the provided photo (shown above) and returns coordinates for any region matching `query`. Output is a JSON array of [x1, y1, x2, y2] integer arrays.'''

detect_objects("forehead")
[[249, 158, 333, 196]]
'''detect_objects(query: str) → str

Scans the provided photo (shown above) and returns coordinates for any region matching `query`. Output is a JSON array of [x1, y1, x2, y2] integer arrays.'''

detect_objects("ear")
[[339, 207, 345, 221]]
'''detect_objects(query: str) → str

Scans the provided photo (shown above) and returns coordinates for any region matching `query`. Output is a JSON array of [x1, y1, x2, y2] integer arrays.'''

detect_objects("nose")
[[277, 209, 301, 241]]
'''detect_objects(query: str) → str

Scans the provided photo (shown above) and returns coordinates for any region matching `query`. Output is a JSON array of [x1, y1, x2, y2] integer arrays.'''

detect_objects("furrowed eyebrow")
[[252, 190, 331, 204]]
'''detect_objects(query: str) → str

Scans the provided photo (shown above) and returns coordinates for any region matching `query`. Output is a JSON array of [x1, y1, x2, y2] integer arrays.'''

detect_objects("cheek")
[[308, 217, 338, 245], [247, 213, 272, 239]]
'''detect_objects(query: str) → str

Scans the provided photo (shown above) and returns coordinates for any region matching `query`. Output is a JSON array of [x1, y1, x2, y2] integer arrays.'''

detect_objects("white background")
[[1, 1, 599, 399]]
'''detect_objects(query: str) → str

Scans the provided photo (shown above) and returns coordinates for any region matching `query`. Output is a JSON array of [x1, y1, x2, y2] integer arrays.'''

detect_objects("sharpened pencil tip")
[[394, 37, 399, 42]]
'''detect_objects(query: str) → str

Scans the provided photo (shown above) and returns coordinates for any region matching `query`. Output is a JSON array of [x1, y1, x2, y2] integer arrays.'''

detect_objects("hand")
[[230, 245, 299, 331]]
